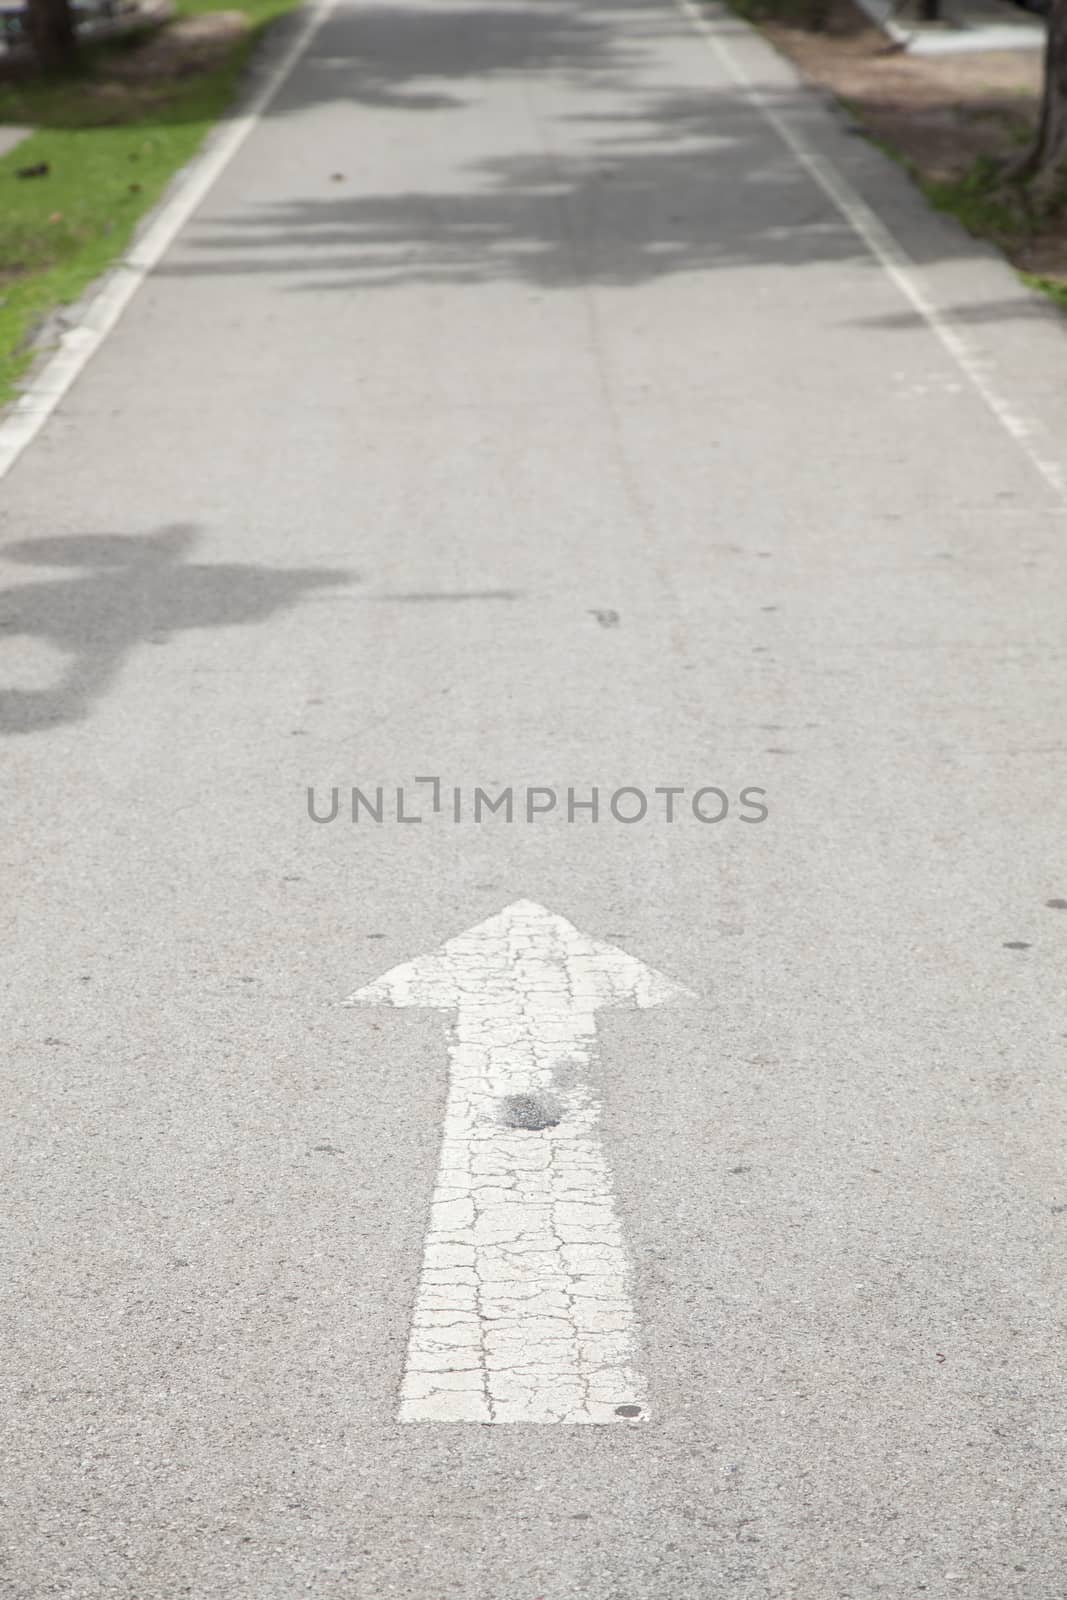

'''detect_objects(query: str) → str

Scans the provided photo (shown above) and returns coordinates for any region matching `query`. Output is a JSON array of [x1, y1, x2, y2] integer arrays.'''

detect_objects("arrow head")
[[345, 899, 690, 1011]]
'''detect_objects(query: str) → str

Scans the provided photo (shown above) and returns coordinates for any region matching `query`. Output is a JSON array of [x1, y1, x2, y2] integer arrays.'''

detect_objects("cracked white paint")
[[346, 900, 688, 1424]]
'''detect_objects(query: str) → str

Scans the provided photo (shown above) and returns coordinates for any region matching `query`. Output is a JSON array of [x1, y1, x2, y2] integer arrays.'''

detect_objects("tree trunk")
[[25, 0, 79, 72], [1017, 0, 1067, 180]]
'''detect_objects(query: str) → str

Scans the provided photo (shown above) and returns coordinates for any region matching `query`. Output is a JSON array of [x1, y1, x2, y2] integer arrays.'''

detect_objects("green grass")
[[0, 0, 303, 405], [921, 156, 1067, 311], [921, 156, 1028, 245], [838, 97, 1067, 317], [1021, 271, 1067, 310]]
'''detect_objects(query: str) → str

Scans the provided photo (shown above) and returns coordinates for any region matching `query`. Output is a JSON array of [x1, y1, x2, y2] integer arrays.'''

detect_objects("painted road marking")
[[346, 900, 689, 1425], [675, 0, 1067, 506]]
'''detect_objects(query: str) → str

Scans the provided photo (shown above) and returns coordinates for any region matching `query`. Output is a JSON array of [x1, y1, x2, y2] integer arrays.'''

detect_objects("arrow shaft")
[[400, 973, 647, 1424], [350, 899, 684, 1425]]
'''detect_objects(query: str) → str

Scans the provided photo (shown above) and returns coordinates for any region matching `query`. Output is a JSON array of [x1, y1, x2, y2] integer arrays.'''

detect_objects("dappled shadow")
[[0, 0, 641, 128], [0, 525, 352, 735], [854, 295, 1062, 329], [284, 0, 641, 114], [128, 0, 1054, 322], [159, 82, 868, 291], [5, 0, 1044, 322]]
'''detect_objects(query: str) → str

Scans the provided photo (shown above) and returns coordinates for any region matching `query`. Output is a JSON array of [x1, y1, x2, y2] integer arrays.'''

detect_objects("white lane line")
[[676, 0, 1067, 505], [0, 0, 337, 484], [347, 900, 689, 1425]]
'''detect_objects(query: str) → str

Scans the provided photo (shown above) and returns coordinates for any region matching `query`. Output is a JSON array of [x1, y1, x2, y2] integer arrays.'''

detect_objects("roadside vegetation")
[[0, 0, 302, 406], [724, 0, 1067, 311]]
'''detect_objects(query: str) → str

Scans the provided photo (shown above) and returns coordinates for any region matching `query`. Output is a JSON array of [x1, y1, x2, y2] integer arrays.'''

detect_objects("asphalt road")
[[2, 0, 1066, 1595]]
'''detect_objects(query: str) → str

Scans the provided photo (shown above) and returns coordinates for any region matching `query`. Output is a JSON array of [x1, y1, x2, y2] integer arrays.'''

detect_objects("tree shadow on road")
[[0, 524, 353, 736], [156, 77, 872, 292], [285, 0, 641, 114], [7, 0, 1035, 298]]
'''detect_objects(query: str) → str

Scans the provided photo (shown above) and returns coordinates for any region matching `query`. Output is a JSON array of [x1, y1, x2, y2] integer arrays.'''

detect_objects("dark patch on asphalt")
[[1003, 941, 1031, 949], [1046, 898, 1067, 909], [589, 608, 619, 627], [499, 1091, 564, 1130], [0, 526, 354, 737], [728, 1165, 752, 1175], [615, 1404, 642, 1417]]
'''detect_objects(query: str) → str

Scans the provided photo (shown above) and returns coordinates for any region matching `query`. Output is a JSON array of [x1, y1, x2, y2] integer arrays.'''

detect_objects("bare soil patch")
[[108, 10, 250, 81], [751, 0, 1067, 293]]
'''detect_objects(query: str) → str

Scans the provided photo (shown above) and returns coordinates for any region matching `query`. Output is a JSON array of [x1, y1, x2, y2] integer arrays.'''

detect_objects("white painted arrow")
[[346, 899, 689, 1425]]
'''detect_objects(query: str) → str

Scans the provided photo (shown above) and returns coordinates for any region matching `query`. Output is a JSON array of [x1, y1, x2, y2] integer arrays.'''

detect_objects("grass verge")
[[0, 0, 303, 407], [919, 157, 1067, 305]]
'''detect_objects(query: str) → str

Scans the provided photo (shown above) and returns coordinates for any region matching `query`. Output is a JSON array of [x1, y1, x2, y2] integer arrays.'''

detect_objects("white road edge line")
[[676, 0, 1067, 506], [0, 0, 337, 485]]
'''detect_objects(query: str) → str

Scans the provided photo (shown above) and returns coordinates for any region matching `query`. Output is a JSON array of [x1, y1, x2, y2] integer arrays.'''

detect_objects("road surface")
[[1, 0, 1066, 1595]]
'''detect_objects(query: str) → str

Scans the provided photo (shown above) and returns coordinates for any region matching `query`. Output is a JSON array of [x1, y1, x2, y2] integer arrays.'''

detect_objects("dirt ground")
[[755, 0, 1067, 286], [107, 10, 250, 80]]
